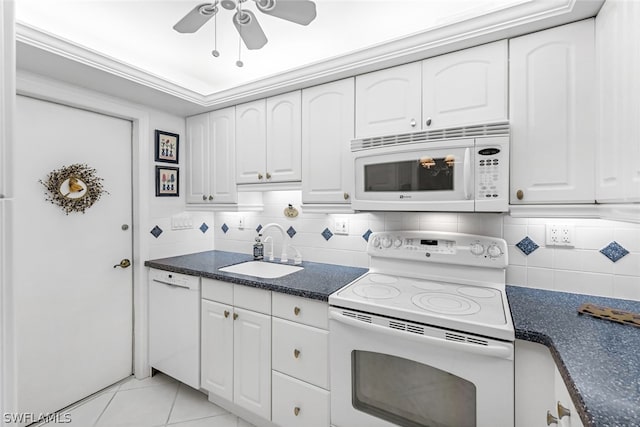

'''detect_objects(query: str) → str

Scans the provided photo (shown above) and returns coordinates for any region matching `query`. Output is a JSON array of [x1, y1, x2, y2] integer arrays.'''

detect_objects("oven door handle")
[[329, 310, 512, 360]]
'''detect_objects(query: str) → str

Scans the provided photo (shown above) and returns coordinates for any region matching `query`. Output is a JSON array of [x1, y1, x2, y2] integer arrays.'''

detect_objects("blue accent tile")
[[221, 223, 229, 234], [362, 229, 373, 242], [287, 226, 297, 238], [516, 236, 539, 255], [199, 223, 209, 234], [256, 224, 262, 233], [150, 225, 163, 238], [322, 228, 333, 241], [600, 241, 629, 262]]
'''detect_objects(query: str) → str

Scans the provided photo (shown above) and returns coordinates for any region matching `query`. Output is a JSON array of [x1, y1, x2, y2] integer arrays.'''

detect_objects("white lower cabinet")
[[272, 371, 330, 427], [515, 340, 583, 427], [201, 279, 272, 422]]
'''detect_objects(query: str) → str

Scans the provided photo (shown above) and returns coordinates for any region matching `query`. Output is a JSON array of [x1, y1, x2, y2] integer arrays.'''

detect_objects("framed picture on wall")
[[155, 166, 179, 197], [154, 130, 179, 163]]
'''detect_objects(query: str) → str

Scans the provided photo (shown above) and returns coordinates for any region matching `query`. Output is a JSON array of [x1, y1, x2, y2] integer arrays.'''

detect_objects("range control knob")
[[393, 238, 403, 248], [470, 242, 485, 256], [371, 236, 380, 248], [381, 236, 392, 248], [487, 244, 503, 258]]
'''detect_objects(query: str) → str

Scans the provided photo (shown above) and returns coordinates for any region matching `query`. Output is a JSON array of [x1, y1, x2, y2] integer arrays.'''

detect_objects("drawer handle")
[[294, 407, 300, 416], [294, 306, 301, 316], [557, 402, 571, 419], [293, 349, 301, 359], [224, 310, 230, 318], [233, 312, 238, 320]]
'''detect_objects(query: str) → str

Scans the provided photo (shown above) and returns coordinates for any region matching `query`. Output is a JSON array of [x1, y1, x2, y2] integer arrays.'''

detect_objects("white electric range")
[[329, 231, 515, 427]]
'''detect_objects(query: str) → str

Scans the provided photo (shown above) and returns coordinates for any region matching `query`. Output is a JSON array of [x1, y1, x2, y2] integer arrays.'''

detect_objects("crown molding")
[[15, 0, 604, 115]]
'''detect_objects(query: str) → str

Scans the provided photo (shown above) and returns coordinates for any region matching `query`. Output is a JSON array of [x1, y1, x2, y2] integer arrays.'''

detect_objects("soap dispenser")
[[253, 234, 264, 260]]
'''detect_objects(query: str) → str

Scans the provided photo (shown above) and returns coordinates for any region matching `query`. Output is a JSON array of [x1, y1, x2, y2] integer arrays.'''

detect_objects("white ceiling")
[[15, 0, 527, 96]]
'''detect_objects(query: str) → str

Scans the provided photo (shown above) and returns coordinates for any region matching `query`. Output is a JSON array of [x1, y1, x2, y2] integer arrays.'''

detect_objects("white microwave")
[[352, 136, 509, 212]]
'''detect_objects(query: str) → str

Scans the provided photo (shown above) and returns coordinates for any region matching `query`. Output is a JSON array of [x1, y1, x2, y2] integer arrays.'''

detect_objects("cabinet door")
[[509, 20, 596, 204], [209, 107, 237, 203], [185, 113, 210, 203], [236, 100, 267, 184], [201, 299, 234, 401], [355, 62, 422, 138], [272, 371, 330, 427], [302, 78, 354, 204], [596, 0, 640, 203], [554, 366, 584, 427], [233, 308, 271, 420], [266, 91, 301, 183], [515, 340, 556, 427], [422, 40, 507, 130]]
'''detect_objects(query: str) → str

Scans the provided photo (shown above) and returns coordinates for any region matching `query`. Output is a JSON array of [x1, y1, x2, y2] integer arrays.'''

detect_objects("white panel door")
[[422, 40, 507, 130], [302, 78, 354, 204], [186, 113, 210, 203], [509, 20, 596, 204], [236, 100, 266, 184], [209, 107, 237, 203], [233, 308, 271, 420], [14, 96, 132, 417], [201, 299, 234, 401], [355, 62, 422, 138], [266, 91, 301, 183]]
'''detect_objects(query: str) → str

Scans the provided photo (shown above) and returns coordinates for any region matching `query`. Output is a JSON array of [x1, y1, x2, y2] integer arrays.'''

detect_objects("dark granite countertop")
[[145, 250, 368, 301], [507, 285, 640, 427]]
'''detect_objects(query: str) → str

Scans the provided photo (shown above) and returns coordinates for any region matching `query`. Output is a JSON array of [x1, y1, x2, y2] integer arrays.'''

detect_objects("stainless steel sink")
[[218, 261, 303, 279]]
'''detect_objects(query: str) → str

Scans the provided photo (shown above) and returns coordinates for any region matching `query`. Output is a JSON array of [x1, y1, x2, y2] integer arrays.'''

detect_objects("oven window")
[[352, 351, 476, 427], [364, 156, 454, 192]]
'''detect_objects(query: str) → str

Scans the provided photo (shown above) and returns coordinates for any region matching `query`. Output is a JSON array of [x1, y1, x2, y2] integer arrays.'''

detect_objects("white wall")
[[214, 191, 640, 301]]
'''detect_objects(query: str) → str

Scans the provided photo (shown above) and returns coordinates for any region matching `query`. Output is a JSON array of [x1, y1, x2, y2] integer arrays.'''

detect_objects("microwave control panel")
[[475, 138, 509, 211]]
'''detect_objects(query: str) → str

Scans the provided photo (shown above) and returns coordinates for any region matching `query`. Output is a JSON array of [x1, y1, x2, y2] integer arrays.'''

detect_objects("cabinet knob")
[[546, 411, 558, 425], [410, 118, 417, 127], [293, 407, 300, 416], [233, 312, 238, 320], [557, 402, 571, 419], [266, 172, 272, 180], [224, 310, 230, 318], [202, 195, 207, 201], [293, 306, 301, 316], [293, 349, 301, 359], [426, 117, 432, 127], [343, 192, 350, 200], [258, 173, 263, 180], [208, 195, 214, 201], [516, 189, 524, 200]]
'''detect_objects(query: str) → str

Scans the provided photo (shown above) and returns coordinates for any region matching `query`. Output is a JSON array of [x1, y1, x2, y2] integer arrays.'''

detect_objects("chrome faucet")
[[260, 223, 289, 263]]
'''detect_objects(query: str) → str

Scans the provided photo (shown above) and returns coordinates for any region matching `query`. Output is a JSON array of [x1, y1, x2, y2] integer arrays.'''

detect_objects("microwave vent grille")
[[351, 121, 510, 151]]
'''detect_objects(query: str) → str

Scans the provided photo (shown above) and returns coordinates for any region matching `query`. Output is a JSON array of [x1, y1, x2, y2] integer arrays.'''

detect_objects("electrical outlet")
[[545, 223, 575, 247], [171, 213, 194, 230], [334, 219, 349, 235], [238, 216, 245, 230]]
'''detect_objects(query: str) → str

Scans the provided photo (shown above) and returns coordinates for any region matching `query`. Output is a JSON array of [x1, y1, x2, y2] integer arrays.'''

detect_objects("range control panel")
[[368, 231, 507, 268]]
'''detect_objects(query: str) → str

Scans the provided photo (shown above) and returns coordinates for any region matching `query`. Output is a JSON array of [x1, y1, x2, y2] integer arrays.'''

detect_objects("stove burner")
[[411, 293, 481, 315], [353, 284, 401, 299], [367, 274, 398, 284], [457, 287, 498, 298], [412, 280, 445, 291]]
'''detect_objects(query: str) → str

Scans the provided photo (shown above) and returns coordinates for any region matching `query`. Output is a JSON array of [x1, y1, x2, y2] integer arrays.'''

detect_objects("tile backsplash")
[[213, 191, 640, 301]]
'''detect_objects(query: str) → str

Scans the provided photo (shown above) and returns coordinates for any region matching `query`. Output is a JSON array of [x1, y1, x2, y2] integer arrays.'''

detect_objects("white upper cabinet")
[[185, 108, 237, 204], [355, 62, 422, 138], [302, 78, 355, 205], [509, 20, 596, 204], [236, 91, 301, 185], [236, 99, 267, 184], [596, 0, 640, 203], [422, 40, 507, 130]]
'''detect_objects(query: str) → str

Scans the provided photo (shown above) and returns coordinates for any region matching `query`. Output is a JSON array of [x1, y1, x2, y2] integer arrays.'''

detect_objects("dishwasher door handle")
[[152, 279, 191, 290]]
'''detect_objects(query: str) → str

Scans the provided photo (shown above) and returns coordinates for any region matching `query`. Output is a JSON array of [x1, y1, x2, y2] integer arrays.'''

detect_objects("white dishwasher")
[[149, 268, 200, 389]]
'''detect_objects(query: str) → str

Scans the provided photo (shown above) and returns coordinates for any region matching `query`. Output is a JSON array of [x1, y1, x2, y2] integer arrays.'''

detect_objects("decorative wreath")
[[39, 163, 109, 214]]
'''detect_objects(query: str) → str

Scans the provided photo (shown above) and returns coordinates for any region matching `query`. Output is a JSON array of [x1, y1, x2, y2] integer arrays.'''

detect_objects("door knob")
[[113, 259, 131, 269], [557, 402, 571, 419], [516, 189, 524, 200], [546, 411, 558, 425]]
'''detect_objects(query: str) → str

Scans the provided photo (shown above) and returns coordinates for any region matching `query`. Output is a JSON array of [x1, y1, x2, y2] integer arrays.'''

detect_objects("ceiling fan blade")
[[255, 0, 317, 26], [173, 3, 218, 33], [233, 10, 268, 50]]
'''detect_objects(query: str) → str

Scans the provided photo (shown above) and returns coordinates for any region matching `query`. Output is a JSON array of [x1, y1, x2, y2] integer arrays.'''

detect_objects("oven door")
[[353, 139, 474, 211], [329, 308, 514, 427]]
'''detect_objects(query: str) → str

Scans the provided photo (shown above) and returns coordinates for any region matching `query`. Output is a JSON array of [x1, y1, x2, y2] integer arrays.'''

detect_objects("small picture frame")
[[155, 166, 179, 197], [154, 130, 179, 163]]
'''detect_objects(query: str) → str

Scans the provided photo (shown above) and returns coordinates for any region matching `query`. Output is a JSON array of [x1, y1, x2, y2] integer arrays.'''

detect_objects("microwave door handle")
[[329, 310, 512, 360], [463, 147, 472, 200]]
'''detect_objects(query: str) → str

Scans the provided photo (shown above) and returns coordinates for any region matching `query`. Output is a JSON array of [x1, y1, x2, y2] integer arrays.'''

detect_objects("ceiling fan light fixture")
[[255, 0, 275, 12], [220, 0, 237, 10], [198, 3, 219, 16]]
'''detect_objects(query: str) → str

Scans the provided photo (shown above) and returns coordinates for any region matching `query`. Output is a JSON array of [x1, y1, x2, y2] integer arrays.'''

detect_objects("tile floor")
[[38, 373, 255, 427]]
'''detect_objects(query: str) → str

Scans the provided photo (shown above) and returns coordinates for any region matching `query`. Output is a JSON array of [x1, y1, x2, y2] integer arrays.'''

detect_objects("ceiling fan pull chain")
[[236, 36, 244, 67], [212, 12, 220, 57]]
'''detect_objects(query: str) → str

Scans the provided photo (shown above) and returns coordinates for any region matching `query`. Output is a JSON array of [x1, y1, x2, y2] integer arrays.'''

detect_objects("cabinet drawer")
[[272, 293, 328, 329], [202, 278, 233, 304], [272, 318, 329, 389], [272, 371, 329, 427], [234, 285, 271, 315]]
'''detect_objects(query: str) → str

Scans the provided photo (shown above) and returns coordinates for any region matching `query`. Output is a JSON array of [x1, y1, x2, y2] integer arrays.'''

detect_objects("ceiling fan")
[[174, 0, 317, 65]]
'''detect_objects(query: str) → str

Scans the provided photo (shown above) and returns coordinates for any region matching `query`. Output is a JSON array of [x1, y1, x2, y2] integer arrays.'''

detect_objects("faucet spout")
[[260, 223, 289, 263]]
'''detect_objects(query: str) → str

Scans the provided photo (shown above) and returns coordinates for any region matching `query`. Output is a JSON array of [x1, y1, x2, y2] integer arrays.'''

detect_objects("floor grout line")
[[164, 381, 182, 426], [92, 390, 118, 427]]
